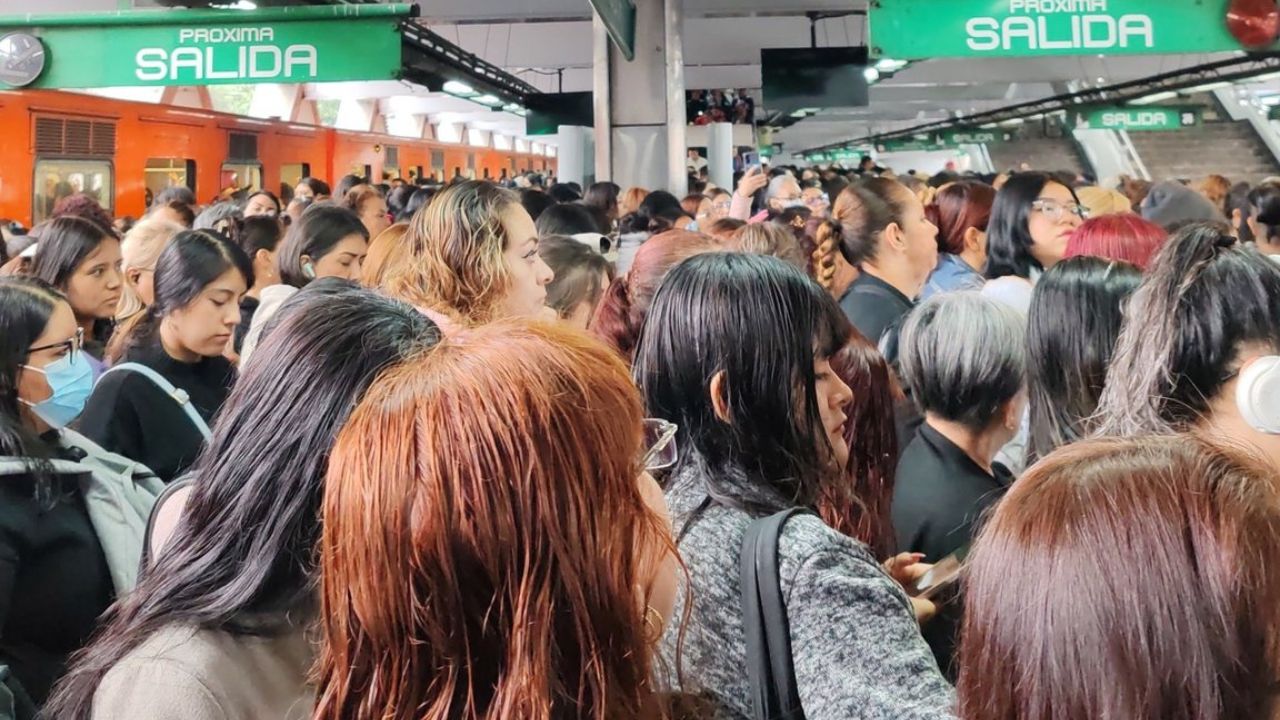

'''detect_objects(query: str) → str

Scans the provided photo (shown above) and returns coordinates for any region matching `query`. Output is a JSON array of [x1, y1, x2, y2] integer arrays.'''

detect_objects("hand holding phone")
[[907, 546, 969, 600]]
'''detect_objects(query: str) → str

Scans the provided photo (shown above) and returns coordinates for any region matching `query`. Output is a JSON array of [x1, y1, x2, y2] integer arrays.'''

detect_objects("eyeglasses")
[[712, 200, 732, 211], [1031, 198, 1088, 222], [28, 327, 84, 363], [804, 194, 830, 207], [640, 418, 679, 471]]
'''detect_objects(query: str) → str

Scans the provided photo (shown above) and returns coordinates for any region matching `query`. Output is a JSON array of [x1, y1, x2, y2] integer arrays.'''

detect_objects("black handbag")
[[739, 508, 812, 720]]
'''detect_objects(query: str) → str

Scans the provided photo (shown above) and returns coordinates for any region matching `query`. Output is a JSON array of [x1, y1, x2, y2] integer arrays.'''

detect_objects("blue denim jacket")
[[921, 253, 984, 301]]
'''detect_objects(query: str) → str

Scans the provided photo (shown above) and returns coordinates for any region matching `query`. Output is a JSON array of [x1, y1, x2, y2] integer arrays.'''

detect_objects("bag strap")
[[101, 363, 212, 441], [740, 508, 812, 720]]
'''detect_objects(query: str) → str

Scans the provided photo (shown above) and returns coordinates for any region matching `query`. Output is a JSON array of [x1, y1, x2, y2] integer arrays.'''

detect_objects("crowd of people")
[[0, 154, 1276, 720]]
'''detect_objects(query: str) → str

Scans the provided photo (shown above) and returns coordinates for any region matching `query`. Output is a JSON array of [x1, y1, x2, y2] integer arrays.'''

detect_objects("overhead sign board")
[[1074, 106, 1200, 131], [0, 5, 409, 89], [869, 0, 1270, 60], [590, 0, 636, 62], [874, 129, 1012, 153]]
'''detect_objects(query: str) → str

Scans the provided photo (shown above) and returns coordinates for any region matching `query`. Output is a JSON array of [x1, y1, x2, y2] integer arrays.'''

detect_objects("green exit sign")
[[1075, 106, 1199, 131]]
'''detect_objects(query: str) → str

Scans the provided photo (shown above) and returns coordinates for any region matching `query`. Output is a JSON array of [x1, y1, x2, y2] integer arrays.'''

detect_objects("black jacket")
[[77, 342, 235, 482], [891, 423, 1012, 678], [839, 272, 914, 366]]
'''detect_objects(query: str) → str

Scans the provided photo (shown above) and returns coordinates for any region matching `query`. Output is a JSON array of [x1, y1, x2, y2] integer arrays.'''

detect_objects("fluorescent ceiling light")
[[473, 94, 502, 106], [1182, 81, 1232, 94], [863, 67, 880, 83], [979, 122, 998, 129], [1000, 118, 1025, 126], [1261, 95, 1280, 106], [443, 80, 475, 97], [502, 102, 523, 113], [1130, 91, 1178, 105], [1249, 70, 1280, 83], [211, 0, 256, 8], [875, 58, 909, 72]]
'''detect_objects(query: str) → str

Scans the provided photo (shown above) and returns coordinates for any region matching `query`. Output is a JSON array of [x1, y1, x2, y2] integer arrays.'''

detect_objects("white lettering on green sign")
[[1098, 110, 1166, 129], [135, 25, 318, 82], [965, 1, 1154, 53]]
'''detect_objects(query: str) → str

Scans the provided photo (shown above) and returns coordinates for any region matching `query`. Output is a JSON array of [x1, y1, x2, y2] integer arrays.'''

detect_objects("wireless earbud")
[[302, 261, 317, 280], [1237, 355, 1280, 434]]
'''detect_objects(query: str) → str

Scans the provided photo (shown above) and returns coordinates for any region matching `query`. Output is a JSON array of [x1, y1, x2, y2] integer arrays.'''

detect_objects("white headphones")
[[1237, 355, 1280, 434]]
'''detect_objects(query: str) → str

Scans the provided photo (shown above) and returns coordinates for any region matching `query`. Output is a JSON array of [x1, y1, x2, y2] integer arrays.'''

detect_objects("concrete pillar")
[[706, 122, 734, 190], [557, 125, 594, 188], [593, 0, 686, 194]]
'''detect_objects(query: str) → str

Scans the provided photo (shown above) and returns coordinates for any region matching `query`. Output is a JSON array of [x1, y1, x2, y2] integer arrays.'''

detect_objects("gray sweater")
[[658, 466, 956, 720]]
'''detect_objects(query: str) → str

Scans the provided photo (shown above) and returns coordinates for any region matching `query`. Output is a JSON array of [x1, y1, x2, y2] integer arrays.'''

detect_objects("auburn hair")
[[385, 180, 522, 325], [958, 434, 1280, 720], [313, 320, 674, 720], [619, 187, 650, 218], [1064, 213, 1168, 270], [925, 181, 996, 256], [591, 229, 717, 364], [359, 221, 410, 288]]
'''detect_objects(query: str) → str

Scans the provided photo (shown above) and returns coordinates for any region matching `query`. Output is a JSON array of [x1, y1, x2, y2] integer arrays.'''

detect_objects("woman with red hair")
[[958, 435, 1280, 720], [922, 181, 996, 300], [313, 321, 678, 720], [1064, 213, 1167, 269]]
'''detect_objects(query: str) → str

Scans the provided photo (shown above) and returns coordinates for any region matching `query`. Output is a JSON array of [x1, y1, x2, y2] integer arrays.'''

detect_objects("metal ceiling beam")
[[400, 19, 540, 105]]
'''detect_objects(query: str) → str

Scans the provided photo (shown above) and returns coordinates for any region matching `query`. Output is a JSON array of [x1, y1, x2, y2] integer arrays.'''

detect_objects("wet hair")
[[1064, 214, 1167, 270], [51, 194, 116, 237], [116, 218, 183, 320], [297, 177, 331, 198], [547, 182, 582, 203], [986, 172, 1079, 280], [0, 277, 65, 491], [518, 187, 556, 222], [592, 230, 718, 363], [900, 292, 1025, 431], [957, 434, 1280, 720], [1095, 222, 1280, 435], [387, 180, 525, 325], [537, 235, 615, 320], [584, 181, 621, 218], [47, 281, 441, 720], [827, 177, 912, 266], [535, 202, 609, 237], [107, 230, 253, 363], [618, 191, 687, 235], [634, 252, 852, 516], [1026, 257, 1142, 464], [276, 204, 369, 288], [313, 320, 666, 720], [925, 181, 996, 255]]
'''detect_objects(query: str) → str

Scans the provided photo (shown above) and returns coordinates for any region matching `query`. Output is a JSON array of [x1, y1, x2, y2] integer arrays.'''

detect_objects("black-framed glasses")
[[28, 327, 84, 363], [640, 418, 678, 471], [1031, 198, 1088, 222]]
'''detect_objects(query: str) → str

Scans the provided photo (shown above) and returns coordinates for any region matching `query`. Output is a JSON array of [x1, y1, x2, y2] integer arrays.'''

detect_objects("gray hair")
[[900, 291, 1026, 429], [765, 173, 797, 202], [194, 201, 242, 231]]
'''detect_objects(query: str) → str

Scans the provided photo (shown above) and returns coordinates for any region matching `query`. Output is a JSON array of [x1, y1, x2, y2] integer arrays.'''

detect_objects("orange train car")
[[0, 89, 555, 228]]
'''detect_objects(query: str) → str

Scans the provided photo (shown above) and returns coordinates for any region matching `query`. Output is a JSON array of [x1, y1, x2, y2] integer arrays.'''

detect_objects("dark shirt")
[[839, 272, 914, 366], [235, 296, 260, 354], [0, 439, 113, 713], [891, 423, 1012, 679], [77, 341, 235, 482]]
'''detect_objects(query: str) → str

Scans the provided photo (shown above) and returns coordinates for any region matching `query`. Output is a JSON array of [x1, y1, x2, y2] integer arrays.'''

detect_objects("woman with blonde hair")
[[116, 218, 182, 322], [619, 186, 649, 218], [384, 180, 553, 329], [313, 320, 678, 720]]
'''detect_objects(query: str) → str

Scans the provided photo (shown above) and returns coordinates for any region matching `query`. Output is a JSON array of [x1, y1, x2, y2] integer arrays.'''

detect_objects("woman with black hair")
[[397, 186, 437, 223], [241, 191, 281, 219], [1096, 222, 1280, 469], [46, 281, 441, 720], [1025, 256, 1142, 465], [238, 204, 369, 364], [233, 216, 285, 353], [28, 216, 124, 374], [0, 278, 161, 716], [583, 181, 621, 224], [616, 191, 694, 273], [637, 252, 953, 719], [78, 231, 252, 482], [292, 177, 330, 204], [1246, 179, 1280, 260], [981, 172, 1084, 314]]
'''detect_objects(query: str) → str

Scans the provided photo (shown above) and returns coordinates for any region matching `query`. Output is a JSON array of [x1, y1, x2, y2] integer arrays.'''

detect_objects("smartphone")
[[742, 151, 760, 167], [908, 545, 970, 600]]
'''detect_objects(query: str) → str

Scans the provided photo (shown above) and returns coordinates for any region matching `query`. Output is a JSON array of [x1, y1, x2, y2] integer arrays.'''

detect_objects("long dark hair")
[[106, 230, 253, 363], [45, 280, 442, 720], [276, 204, 368, 288], [634, 252, 852, 516], [986, 172, 1077, 280], [1026, 257, 1141, 463], [618, 190, 686, 235], [0, 277, 64, 490], [1095, 223, 1280, 436]]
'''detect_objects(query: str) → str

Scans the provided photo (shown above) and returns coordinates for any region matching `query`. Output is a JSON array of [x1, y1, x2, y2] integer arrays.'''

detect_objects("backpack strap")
[[101, 363, 212, 441], [740, 508, 813, 720]]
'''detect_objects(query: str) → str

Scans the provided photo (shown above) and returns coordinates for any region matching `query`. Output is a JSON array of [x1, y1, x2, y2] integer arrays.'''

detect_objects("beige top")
[[91, 623, 313, 720]]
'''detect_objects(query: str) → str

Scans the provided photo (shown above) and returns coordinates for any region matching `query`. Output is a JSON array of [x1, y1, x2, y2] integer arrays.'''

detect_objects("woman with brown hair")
[[591, 229, 718, 364], [618, 186, 649, 218], [957, 435, 1280, 720], [384, 180, 554, 330], [358, 222, 409, 288], [313, 320, 678, 720], [921, 181, 996, 300]]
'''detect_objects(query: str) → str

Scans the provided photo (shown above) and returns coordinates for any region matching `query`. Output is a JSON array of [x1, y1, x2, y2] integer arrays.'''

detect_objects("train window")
[[33, 159, 113, 224], [220, 162, 262, 198], [384, 165, 400, 181], [145, 158, 195, 203], [280, 163, 310, 201], [430, 150, 444, 180]]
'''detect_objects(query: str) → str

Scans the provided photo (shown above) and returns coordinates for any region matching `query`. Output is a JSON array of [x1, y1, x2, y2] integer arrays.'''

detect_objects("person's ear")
[[709, 371, 731, 423], [883, 222, 907, 252], [125, 268, 143, 287], [963, 226, 984, 254]]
